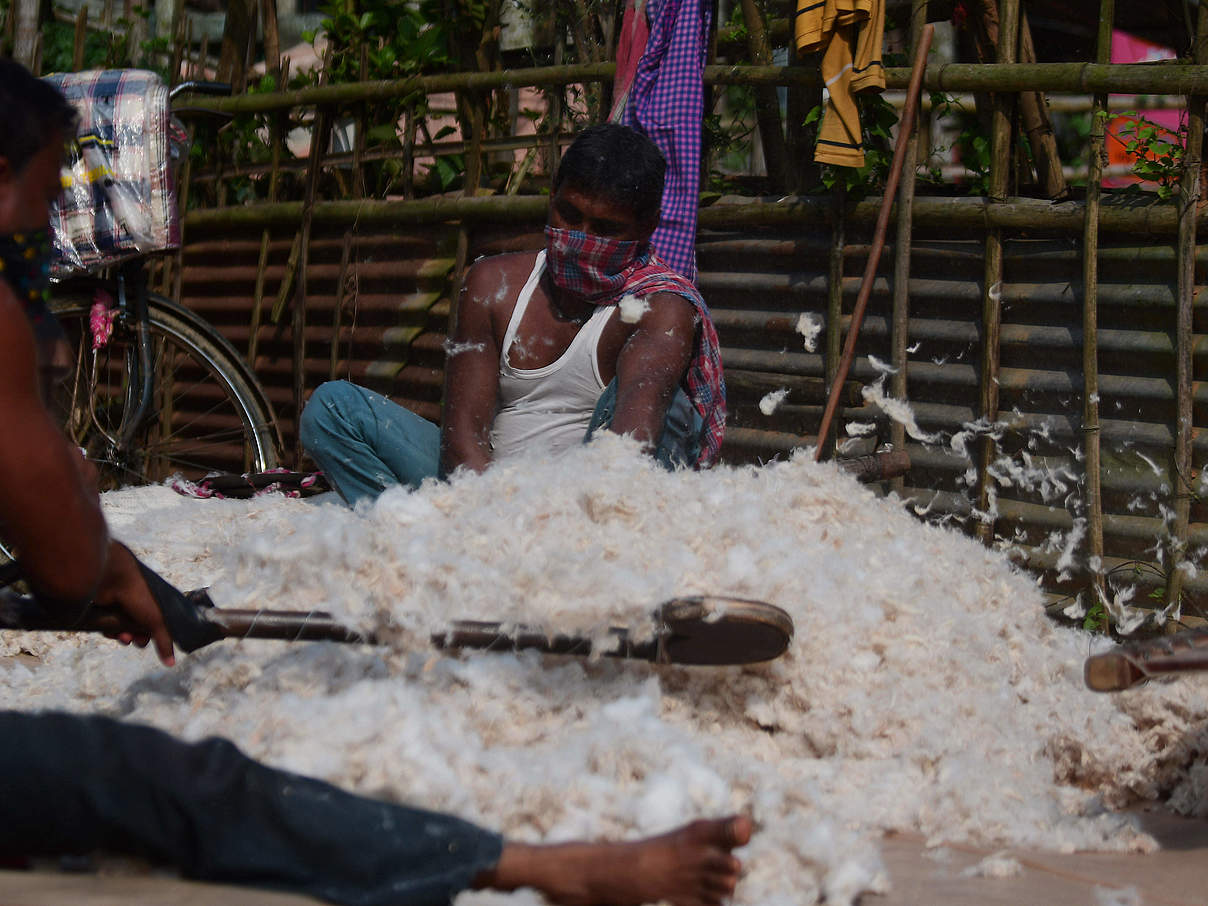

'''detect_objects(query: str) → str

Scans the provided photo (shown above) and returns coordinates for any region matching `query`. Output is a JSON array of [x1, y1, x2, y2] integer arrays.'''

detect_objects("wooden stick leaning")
[[814, 24, 935, 462]]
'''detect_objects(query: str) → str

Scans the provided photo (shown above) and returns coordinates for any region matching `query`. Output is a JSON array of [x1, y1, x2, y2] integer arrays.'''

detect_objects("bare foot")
[[478, 814, 753, 906]]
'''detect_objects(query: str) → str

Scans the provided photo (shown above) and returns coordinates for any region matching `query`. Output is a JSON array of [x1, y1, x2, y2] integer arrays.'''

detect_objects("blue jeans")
[[0, 711, 502, 906], [301, 380, 703, 505]]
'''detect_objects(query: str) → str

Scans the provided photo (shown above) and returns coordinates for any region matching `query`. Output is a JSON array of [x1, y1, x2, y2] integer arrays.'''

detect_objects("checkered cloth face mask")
[[544, 225, 653, 304]]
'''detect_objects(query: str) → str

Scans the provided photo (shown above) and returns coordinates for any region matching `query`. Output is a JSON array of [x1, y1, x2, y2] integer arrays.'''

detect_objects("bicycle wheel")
[[48, 288, 280, 489]]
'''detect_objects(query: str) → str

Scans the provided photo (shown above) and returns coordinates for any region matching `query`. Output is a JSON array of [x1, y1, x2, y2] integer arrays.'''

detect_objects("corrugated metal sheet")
[[178, 217, 1208, 611]]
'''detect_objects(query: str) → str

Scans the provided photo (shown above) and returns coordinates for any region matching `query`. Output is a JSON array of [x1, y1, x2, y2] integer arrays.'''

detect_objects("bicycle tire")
[[48, 289, 280, 488]]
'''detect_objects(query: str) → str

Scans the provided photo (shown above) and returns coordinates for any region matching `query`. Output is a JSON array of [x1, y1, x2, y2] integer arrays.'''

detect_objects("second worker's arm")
[[0, 284, 175, 663], [440, 260, 504, 475], [609, 292, 697, 449]]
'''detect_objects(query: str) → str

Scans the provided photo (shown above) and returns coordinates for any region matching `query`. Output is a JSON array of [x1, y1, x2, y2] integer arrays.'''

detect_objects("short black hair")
[[0, 59, 77, 174], [554, 124, 665, 224]]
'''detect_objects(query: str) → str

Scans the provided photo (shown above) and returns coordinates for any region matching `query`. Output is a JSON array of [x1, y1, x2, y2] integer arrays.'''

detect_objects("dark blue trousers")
[[0, 711, 502, 906]]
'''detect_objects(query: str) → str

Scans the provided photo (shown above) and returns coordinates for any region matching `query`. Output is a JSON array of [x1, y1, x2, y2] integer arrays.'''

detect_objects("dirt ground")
[[0, 806, 1203, 905]]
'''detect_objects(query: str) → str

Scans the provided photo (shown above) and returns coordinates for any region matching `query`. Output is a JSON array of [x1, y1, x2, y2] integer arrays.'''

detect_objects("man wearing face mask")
[[301, 124, 726, 504], [1, 62, 755, 906]]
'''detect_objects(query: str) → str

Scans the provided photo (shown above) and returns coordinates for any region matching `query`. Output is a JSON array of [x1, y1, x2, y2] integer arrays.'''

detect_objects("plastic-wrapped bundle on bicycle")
[[39, 70, 280, 489], [45, 69, 186, 274]]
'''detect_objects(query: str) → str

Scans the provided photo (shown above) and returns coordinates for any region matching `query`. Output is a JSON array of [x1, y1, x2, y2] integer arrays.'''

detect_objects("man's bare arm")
[[0, 287, 175, 663], [0, 288, 108, 603], [610, 293, 696, 448], [440, 260, 503, 474]]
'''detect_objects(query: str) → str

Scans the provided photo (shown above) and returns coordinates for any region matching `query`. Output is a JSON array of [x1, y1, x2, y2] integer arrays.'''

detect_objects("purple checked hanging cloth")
[[612, 0, 711, 284]]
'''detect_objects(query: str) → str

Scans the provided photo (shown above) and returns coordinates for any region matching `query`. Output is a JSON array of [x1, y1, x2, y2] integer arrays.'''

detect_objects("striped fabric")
[[615, 0, 712, 284], [795, 0, 886, 167], [42, 69, 186, 275]]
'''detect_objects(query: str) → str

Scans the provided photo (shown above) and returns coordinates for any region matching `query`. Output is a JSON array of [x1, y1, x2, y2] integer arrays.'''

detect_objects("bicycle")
[[44, 77, 281, 490]]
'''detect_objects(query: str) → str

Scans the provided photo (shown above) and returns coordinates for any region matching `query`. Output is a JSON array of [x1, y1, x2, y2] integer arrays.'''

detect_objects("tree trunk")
[[217, 0, 256, 92]]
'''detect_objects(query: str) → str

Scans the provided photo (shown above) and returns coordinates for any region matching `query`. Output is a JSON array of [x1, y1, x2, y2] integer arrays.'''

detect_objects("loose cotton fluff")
[[759, 388, 789, 415], [3, 434, 1207, 906]]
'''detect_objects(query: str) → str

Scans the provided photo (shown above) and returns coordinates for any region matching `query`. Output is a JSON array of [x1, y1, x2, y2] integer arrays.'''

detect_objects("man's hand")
[[91, 541, 176, 666]]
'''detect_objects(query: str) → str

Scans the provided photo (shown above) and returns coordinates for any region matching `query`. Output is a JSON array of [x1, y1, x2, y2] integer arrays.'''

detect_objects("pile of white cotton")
[[3, 434, 1207, 906]]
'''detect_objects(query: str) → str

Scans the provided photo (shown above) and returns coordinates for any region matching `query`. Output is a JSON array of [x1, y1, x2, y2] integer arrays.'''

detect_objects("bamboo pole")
[[822, 182, 846, 462], [890, 0, 928, 492], [739, 0, 788, 189], [172, 63, 1208, 117], [72, 6, 88, 70], [182, 192, 1208, 235], [402, 107, 416, 199], [1167, 1, 1208, 615], [291, 51, 334, 464], [1081, 0, 1113, 622], [1018, 6, 1066, 198], [816, 25, 935, 462], [250, 102, 286, 364], [448, 14, 492, 352], [546, 32, 567, 183], [975, 0, 1018, 543], [331, 48, 368, 382]]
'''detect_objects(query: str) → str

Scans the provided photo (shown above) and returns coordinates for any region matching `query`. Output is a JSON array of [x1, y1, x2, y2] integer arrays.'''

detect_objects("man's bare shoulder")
[[634, 290, 697, 333], [463, 250, 541, 310]]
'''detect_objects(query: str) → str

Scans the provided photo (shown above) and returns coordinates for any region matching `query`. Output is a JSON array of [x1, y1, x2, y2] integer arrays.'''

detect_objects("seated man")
[[0, 59, 751, 906], [301, 124, 726, 504]]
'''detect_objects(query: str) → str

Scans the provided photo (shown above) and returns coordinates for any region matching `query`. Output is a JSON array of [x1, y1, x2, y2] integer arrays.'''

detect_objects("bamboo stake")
[[815, 25, 935, 462], [448, 18, 491, 350], [890, 0, 928, 492], [250, 103, 285, 364], [739, 0, 788, 189], [402, 107, 416, 199], [1167, 1, 1208, 614], [1018, 6, 1066, 198], [292, 52, 334, 464], [331, 48, 368, 382], [821, 182, 845, 462], [1081, 0, 1113, 620], [72, 6, 88, 70], [546, 32, 566, 183], [975, 0, 1018, 542]]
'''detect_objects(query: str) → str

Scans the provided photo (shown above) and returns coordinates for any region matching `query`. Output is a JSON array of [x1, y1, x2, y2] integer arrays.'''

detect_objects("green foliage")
[[1082, 596, 1109, 633], [924, 91, 991, 195], [36, 5, 170, 78], [1106, 111, 1185, 200]]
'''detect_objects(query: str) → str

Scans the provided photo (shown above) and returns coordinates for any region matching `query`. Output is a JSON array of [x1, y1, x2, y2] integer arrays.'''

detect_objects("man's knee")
[[299, 380, 358, 452]]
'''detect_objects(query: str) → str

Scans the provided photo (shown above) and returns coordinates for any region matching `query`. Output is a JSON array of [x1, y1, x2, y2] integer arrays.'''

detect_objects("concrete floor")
[[0, 807, 1204, 905]]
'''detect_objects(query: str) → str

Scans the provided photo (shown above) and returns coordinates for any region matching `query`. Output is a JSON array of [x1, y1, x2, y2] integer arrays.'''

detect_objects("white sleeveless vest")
[[489, 251, 614, 461]]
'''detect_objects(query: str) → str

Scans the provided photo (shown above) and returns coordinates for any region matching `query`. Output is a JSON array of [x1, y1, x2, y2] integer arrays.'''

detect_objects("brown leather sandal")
[[1084, 626, 1208, 691]]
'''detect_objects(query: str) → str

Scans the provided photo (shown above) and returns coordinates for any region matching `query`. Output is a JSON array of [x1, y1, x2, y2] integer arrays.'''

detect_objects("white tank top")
[[489, 251, 615, 461]]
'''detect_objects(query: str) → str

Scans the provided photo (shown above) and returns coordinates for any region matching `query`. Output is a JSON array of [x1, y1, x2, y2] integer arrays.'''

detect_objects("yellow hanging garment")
[[795, 0, 886, 167]]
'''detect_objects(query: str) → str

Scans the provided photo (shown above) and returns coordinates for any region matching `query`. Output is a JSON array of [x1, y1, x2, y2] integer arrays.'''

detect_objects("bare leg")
[[474, 815, 752, 906]]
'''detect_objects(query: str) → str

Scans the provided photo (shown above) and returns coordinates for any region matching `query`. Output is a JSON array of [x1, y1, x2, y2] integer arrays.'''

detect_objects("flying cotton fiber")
[[3, 434, 1206, 906], [759, 389, 789, 415]]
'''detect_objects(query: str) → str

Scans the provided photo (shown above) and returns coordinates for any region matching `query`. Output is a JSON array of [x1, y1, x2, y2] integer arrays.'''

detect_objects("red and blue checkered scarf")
[[544, 225, 726, 466]]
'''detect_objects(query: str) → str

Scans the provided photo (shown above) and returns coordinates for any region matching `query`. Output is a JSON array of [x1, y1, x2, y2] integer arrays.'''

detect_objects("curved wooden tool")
[[1084, 626, 1208, 692], [0, 581, 794, 667]]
